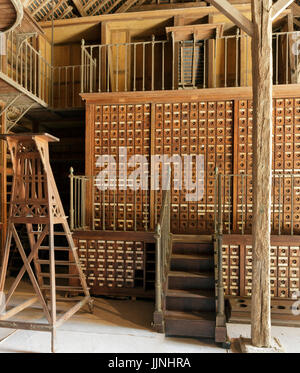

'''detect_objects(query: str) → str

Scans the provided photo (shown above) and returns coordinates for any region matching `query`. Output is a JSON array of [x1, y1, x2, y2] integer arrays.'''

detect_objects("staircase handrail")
[[153, 166, 171, 332], [214, 168, 226, 336]]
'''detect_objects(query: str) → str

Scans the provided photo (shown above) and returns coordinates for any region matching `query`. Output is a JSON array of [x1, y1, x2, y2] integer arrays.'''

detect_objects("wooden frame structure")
[[0, 133, 93, 353], [206, 0, 296, 349]]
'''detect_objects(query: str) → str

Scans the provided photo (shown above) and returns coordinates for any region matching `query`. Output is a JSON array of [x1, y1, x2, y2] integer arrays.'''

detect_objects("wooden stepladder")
[[0, 133, 93, 353]]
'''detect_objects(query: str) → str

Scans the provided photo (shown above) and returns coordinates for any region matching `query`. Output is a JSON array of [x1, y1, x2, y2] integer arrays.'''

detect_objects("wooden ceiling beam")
[[206, 0, 253, 36], [290, 2, 300, 16], [293, 17, 300, 27], [271, 0, 295, 20], [130, 1, 208, 12]]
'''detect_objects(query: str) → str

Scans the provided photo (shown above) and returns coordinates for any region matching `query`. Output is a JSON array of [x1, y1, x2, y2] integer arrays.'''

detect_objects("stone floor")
[[0, 280, 299, 353]]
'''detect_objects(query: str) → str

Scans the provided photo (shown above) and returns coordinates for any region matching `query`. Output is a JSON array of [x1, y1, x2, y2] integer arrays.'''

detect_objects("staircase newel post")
[[69, 167, 74, 231], [153, 223, 164, 332], [81, 39, 85, 93]]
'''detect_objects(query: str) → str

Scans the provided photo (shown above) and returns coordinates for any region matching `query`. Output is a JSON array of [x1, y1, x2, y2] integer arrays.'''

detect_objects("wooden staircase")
[[152, 185, 227, 345], [164, 236, 217, 339]]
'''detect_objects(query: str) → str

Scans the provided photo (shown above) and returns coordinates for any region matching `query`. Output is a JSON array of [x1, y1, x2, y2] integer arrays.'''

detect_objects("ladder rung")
[[36, 260, 77, 265], [39, 246, 76, 251], [30, 231, 73, 236], [46, 296, 88, 302], [41, 285, 88, 292], [40, 273, 80, 278]]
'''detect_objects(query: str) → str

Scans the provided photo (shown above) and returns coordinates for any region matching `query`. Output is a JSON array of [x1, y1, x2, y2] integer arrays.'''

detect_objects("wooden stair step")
[[171, 254, 213, 260], [166, 289, 215, 299], [172, 235, 212, 243], [168, 270, 214, 278], [165, 310, 215, 321], [164, 310, 216, 339], [166, 289, 216, 312], [168, 270, 215, 290], [172, 242, 214, 255], [171, 253, 214, 272]]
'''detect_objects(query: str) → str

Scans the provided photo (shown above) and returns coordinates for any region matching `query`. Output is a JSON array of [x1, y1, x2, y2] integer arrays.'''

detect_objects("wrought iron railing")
[[70, 167, 300, 236], [81, 31, 300, 94], [0, 31, 84, 109], [213, 172, 300, 236], [0, 30, 52, 105], [52, 65, 83, 109], [69, 168, 156, 232], [214, 169, 225, 335], [1, 30, 300, 109], [213, 169, 300, 337]]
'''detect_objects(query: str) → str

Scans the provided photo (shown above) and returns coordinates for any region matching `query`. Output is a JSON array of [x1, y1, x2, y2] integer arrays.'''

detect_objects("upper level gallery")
[[1, 3, 300, 111], [0, 4, 52, 108], [40, 3, 300, 96]]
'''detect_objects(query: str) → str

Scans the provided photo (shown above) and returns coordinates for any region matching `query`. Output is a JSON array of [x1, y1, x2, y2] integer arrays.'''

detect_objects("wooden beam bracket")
[[271, 0, 295, 20], [206, 0, 254, 36]]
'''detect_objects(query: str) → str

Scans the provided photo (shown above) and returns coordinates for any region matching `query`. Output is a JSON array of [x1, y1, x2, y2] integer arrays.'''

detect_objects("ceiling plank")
[[116, 0, 139, 13], [103, 0, 125, 15], [39, 2, 73, 21], [92, 0, 116, 15], [271, 0, 295, 20], [29, 0, 52, 17], [130, 0, 150, 11], [206, 0, 253, 36], [72, 0, 87, 16]]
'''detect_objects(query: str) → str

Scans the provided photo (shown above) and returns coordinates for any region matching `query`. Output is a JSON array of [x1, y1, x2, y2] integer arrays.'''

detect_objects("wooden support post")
[[251, 0, 273, 348]]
